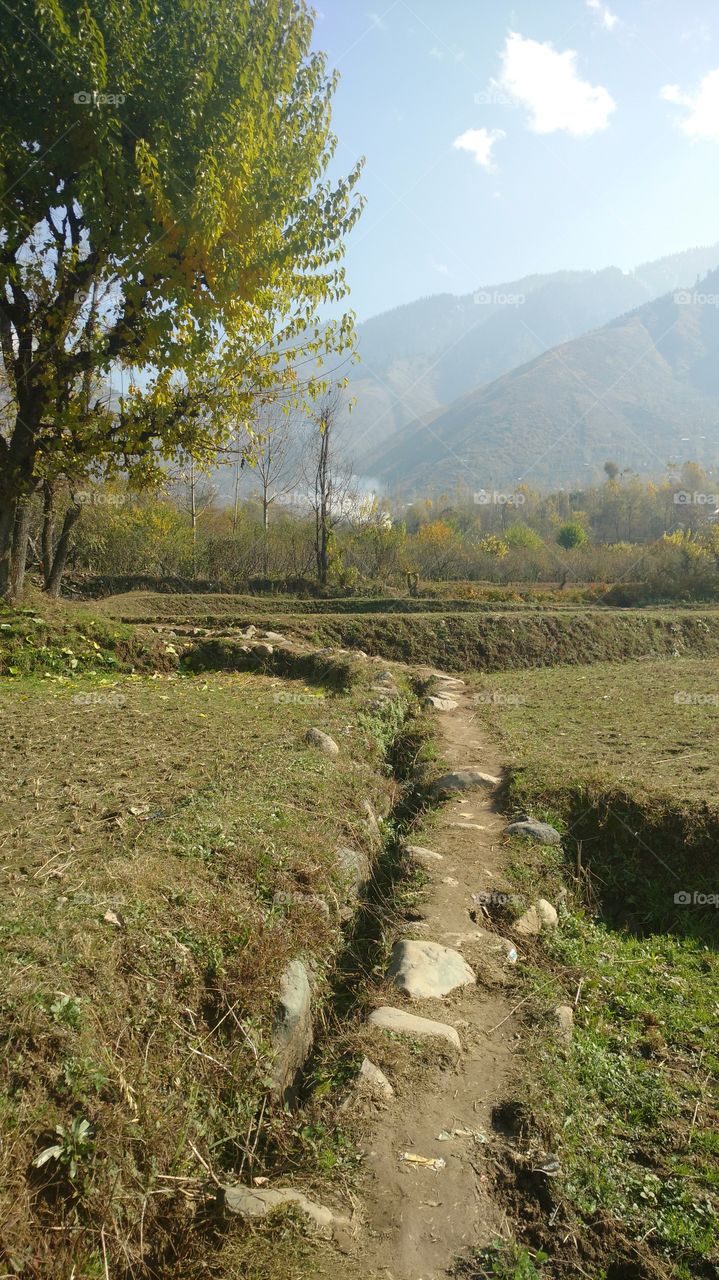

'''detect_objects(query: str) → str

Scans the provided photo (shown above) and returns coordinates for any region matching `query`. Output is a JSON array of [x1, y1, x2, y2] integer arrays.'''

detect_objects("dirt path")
[[353, 672, 522, 1280]]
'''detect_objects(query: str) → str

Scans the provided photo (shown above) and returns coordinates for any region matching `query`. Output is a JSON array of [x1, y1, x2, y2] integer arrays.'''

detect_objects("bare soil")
[[343, 676, 523, 1279]]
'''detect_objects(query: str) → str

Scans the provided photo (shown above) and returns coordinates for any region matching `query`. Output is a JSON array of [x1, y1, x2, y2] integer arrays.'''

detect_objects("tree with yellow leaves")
[[0, 0, 364, 597]]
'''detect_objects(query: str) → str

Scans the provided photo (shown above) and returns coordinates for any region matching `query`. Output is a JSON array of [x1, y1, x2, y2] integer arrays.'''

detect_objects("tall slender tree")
[[305, 390, 355, 585]]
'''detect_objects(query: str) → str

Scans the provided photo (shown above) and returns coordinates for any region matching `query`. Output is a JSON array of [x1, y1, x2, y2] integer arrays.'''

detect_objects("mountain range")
[[344, 242, 719, 493]]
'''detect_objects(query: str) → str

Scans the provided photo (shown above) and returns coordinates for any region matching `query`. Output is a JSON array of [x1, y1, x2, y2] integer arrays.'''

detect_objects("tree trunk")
[[41, 480, 56, 586], [314, 424, 331, 586], [0, 402, 44, 600], [0, 494, 18, 599], [232, 435, 241, 534], [190, 460, 197, 577], [45, 501, 82, 598], [262, 487, 270, 575], [9, 495, 34, 600]]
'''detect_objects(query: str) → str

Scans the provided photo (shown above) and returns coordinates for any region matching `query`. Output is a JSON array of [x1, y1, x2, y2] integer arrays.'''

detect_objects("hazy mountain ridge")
[[366, 267, 719, 494], [345, 243, 719, 473]]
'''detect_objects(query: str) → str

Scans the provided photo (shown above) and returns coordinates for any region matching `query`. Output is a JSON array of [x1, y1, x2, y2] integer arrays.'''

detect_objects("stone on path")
[[262, 630, 288, 645], [271, 959, 313, 1094], [505, 819, 562, 846], [368, 1006, 461, 1052], [251, 642, 273, 658], [222, 1185, 346, 1234], [305, 727, 339, 757], [406, 844, 444, 864], [386, 940, 476, 1000], [424, 695, 459, 712], [514, 898, 559, 937], [357, 1057, 395, 1099], [554, 1004, 574, 1045], [431, 770, 501, 797], [427, 672, 465, 688]]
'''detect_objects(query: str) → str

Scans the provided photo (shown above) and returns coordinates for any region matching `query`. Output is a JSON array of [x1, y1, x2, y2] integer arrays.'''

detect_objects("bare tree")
[[303, 391, 356, 586], [172, 458, 218, 577], [250, 406, 302, 573]]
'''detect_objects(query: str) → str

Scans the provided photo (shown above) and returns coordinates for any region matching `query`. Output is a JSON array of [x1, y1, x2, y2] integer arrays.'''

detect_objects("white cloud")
[[586, 0, 619, 32], [367, 11, 386, 31], [452, 127, 505, 169], [498, 31, 616, 135], [661, 69, 719, 141], [429, 46, 443, 60], [430, 258, 449, 276]]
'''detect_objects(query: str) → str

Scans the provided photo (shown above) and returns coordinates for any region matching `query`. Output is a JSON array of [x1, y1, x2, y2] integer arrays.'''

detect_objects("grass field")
[[94, 590, 614, 622], [471, 657, 719, 1279], [470, 657, 719, 805], [3, 594, 718, 1280], [0, 663, 407, 1279]]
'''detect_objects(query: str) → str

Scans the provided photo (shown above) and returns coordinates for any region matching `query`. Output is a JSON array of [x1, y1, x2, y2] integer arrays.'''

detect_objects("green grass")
[[470, 658, 719, 936], [0, 666, 406, 1279], [457, 1242, 549, 1279], [469, 657, 719, 805], [103, 606, 719, 680], [95, 589, 608, 622], [0, 594, 175, 677], [507, 913, 719, 1278], [471, 657, 719, 1278]]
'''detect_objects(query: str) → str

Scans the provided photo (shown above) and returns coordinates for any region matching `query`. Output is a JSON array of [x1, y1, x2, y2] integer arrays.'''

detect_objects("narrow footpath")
[[355, 670, 525, 1280]]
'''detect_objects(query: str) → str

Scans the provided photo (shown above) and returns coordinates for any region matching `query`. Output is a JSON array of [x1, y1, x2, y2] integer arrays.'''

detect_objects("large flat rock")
[[505, 819, 562, 846], [386, 939, 476, 999], [368, 1005, 461, 1051], [431, 769, 501, 797], [424, 695, 459, 712], [222, 1185, 346, 1234], [405, 844, 444, 864]]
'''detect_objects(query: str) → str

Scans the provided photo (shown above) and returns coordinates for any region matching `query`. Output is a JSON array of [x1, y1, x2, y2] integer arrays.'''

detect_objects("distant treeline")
[[26, 458, 719, 605]]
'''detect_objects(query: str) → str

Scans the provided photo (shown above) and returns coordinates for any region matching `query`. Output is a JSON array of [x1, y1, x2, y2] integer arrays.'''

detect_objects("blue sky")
[[315, 0, 719, 321]]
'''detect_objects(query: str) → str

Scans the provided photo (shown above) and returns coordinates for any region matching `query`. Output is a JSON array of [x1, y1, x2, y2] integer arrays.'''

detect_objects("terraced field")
[[1, 593, 717, 1280]]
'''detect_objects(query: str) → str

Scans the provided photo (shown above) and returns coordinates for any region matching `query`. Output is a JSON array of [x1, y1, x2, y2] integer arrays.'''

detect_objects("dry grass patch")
[[0, 670, 397, 1278]]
